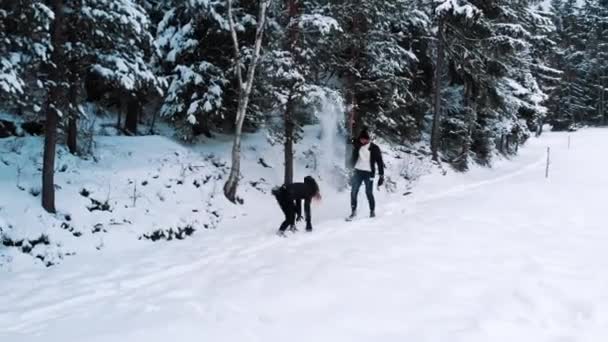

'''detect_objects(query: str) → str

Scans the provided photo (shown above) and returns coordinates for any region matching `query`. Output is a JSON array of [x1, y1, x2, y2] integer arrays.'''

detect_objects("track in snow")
[[2, 130, 608, 342]]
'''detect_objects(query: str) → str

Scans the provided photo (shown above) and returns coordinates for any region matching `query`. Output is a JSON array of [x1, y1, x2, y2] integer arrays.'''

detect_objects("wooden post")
[[545, 147, 550, 179], [132, 182, 137, 207]]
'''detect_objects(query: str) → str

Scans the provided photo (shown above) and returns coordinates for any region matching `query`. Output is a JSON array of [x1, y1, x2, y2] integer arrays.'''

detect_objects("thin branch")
[[228, 0, 243, 88], [244, 0, 271, 94]]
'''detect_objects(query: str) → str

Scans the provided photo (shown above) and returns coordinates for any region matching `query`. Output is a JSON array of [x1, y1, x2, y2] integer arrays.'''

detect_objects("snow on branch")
[[298, 14, 341, 35], [435, 0, 480, 20]]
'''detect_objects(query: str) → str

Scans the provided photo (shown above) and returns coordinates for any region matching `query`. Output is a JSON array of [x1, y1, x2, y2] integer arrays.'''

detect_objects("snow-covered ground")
[[0, 123, 428, 267], [2, 128, 608, 341]]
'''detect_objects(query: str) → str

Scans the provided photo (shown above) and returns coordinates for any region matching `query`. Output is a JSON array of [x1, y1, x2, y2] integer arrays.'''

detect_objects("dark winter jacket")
[[272, 179, 318, 223], [351, 141, 384, 177]]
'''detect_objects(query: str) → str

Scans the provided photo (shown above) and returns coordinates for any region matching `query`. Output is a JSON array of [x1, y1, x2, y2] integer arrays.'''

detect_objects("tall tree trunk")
[[460, 76, 474, 169], [283, 0, 300, 185], [117, 94, 124, 134], [125, 95, 139, 135], [345, 12, 362, 169], [67, 80, 78, 154], [345, 76, 357, 169], [149, 103, 158, 134], [67, 115, 77, 154], [284, 96, 294, 185], [224, 0, 270, 203], [42, 0, 64, 213], [431, 20, 445, 162], [600, 73, 606, 126]]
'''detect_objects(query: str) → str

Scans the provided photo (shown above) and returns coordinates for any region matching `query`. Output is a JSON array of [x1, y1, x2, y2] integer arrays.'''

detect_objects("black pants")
[[351, 169, 375, 212], [274, 187, 296, 232]]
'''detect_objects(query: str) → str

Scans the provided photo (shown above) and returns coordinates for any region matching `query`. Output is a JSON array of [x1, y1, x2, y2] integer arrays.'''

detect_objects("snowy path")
[[2, 130, 608, 342]]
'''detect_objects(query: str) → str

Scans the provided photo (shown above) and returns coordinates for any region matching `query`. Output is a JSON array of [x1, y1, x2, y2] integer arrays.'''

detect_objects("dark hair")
[[358, 129, 370, 140], [304, 176, 320, 198]]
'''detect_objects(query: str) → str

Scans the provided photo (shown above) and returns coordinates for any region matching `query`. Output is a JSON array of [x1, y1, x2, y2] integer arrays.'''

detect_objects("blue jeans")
[[351, 170, 375, 213]]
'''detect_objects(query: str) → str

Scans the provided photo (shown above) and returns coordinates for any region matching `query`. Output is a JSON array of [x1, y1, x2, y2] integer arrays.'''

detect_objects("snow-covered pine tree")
[[486, 1, 552, 149], [316, 0, 425, 161], [154, 0, 232, 140], [581, 0, 608, 125], [0, 1, 53, 118], [69, 0, 160, 137], [155, 0, 273, 141], [548, 0, 594, 130], [430, 0, 484, 168], [425, 0, 552, 169], [260, 0, 340, 183]]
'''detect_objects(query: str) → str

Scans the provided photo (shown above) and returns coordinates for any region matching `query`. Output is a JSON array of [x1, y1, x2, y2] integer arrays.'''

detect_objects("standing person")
[[272, 176, 321, 236], [347, 129, 384, 220]]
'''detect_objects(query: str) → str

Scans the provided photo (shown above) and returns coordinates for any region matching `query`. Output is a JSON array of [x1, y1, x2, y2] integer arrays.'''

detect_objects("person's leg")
[[350, 171, 364, 214], [275, 190, 291, 232], [288, 200, 297, 231], [363, 173, 375, 215]]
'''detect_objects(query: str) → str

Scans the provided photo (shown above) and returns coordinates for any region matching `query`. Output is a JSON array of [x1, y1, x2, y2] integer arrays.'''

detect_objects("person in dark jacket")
[[348, 129, 384, 220], [272, 176, 321, 236]]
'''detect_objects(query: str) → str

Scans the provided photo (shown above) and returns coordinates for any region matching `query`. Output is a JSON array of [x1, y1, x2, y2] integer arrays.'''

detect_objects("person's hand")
[[378, 176, 385, 187]]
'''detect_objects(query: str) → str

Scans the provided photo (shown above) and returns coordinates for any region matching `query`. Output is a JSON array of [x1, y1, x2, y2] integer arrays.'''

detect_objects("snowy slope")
[[2, 129, 607, 341], [0, 126, 430, 268]]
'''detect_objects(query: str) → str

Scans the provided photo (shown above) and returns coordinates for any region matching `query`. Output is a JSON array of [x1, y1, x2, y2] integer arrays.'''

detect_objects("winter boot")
[[346, 210, 357, 221]]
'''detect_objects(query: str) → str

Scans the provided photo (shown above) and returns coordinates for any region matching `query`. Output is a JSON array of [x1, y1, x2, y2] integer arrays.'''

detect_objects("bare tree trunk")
[[460, 76, 474, 169], [42, 0, 64, 213], [68, 116, 77, 154], [431, 20, 445, 162], [224, 0, 271, 203], [67, 79, 78, 154], [125, 95, 139, 135], [600, 73, 605, 126], [535, 118, 543, 137], [283, 0, 300, 185], [284, 96, 294, 185], [117, 94, 124, 134], [345, 77, 356, 169], [149, 104, 158, 134], [345, 12, 361, 169]]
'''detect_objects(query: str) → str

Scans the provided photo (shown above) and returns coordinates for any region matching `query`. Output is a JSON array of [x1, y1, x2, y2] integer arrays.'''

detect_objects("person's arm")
[[296, 198, 302, 220], [375, 145, 385, 176], [305, 198, 312, 228], [374, 145, 385, 187]]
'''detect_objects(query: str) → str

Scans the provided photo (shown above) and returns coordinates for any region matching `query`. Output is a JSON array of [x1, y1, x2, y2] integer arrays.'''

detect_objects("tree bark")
[[284, 96, 294, 185], [345, 11, 361, 169], [125, 95, 139, 135], [345, 77, 356, 169], [431, 20, 445, 162], [67, 116, 77, 154], [600, 73, 605, 126], [460, 75, 474, 169], [117, 94, 124, 134], [224, 0, 271, 203], [67, 79, 78, 154], [42, 0, 64, 213], [283, 0, 300, 185]]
